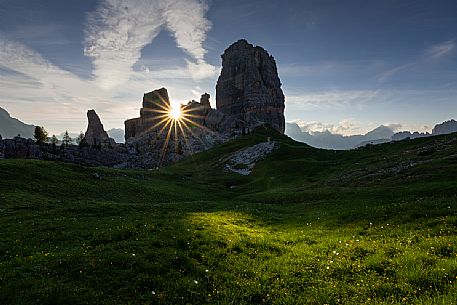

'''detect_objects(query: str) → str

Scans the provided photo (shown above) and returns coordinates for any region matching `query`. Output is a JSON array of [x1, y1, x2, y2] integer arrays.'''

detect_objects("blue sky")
[[0, 0, 456, 135]]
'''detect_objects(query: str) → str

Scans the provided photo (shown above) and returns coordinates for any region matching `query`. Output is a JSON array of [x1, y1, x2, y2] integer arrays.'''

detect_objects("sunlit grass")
[[186, 205, 457, 304], [1, 131, 457, 304]]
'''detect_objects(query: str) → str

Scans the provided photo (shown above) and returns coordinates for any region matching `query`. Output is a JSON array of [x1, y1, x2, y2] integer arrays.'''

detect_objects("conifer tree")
[[62, 131, 72, 147], [76, 132, 85, 145], [34, 126, 48, 145]]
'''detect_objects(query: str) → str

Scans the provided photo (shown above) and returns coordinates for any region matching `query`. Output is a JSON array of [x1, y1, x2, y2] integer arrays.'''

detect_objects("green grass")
[[1, 129, 457, 304]]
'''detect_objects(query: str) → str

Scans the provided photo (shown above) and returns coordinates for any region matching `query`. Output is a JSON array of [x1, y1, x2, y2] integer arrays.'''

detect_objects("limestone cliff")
[[216, 39, 285, 133], [125, 88, 170, 141]]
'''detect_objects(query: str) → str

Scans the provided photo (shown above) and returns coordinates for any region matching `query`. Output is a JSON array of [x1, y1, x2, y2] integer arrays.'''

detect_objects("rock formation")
[[124, 39, 286, 144], [84, 110, 115, 147], [124, 88, 171, 141], [118, 39, 287, 167], [122, 89, 230, 167], [216, 39, 285, 133], [200, 93, 211, 108]]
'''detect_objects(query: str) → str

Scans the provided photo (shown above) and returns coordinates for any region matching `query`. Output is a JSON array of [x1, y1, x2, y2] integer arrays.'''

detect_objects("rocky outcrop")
[[122, 40, 286, 167], [84, 110, 115, 147], [216, 39, 285, 133], [224, 140, 278, 175], [0, 136, 130, 167], [122, 89, 229, 167], [125, 88, 171, 141], [0, 136, 42, 159], [200, 93, 211, 108]]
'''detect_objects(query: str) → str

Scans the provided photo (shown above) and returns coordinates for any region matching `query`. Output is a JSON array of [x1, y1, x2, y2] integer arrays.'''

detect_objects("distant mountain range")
[[107, 128, 125, 143], [0, 107, 35, 139], [432, 119, 457, 135], [1, 105, 455, 148], [285, 124, 395, 150], [286, 119, 457, 150]]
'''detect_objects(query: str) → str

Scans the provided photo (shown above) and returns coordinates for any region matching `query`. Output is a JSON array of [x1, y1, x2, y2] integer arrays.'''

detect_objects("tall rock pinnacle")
[[84, 109, 115, 147], [216, 39, 285, 133]]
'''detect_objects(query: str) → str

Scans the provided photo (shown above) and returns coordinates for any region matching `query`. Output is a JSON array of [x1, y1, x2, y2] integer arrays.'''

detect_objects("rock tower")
[[84, 110, 115, 147], [124, 88, 170, 141], [216, 39, 285, 133]]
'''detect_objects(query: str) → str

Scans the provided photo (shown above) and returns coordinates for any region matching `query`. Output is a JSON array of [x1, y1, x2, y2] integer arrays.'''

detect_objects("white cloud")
[[386, 123, 403, 132], [291, 119, 367, 136], [377, 63, 416, 82], [186, 59, 218, 81], [0, 35, 216, 134], [285, 90, 379, 109], [84, 0, 216, 90], [0, 35, 128, 132], [84, 0, 164, 89], [0, 35, 103, 103], [427, 40, 456, 59], [377, 40, 456, 83], [163, 0, 211, 60]]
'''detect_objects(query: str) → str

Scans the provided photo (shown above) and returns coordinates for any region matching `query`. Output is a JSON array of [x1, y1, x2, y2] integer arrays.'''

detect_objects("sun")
[[169, 103, 181, 120], [144, 98, 209, 166]]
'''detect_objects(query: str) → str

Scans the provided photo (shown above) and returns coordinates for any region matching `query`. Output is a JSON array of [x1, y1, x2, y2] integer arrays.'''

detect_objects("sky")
[[0, 0, 456, 136]]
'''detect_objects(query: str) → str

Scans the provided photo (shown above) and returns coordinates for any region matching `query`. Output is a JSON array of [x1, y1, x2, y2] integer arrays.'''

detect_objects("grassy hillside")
[[1, 129, 457, 304]]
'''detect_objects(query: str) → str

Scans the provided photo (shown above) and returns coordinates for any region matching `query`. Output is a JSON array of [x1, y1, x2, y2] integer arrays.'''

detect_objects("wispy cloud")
[[84, 0, 216, 89], [0, 34, 101, 101], [163, 0, 210, 60], [285, 90, 379, 109], [84, 1, 164, 89], [377, 62, 416, 82], [378, 40, 456, 82], [290, 119, 370, 136], [0, 35, 117, 130], [426, 40, 456, 58], [0, 34, 216, 134]]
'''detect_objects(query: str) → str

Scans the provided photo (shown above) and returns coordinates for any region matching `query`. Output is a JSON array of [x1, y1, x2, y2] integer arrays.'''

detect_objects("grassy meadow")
[[1, 129, 456, 304]]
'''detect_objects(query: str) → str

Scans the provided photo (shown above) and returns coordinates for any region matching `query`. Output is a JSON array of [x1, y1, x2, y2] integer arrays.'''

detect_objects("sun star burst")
[[143, 101, 208, 166], [169, 104, 181, 120]]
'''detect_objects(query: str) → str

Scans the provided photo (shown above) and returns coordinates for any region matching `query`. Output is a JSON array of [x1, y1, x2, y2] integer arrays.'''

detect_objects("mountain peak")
[[0, 106, 35, 139]]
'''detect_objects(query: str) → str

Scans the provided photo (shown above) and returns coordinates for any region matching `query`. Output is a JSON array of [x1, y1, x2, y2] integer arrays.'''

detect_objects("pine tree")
[[50, 135, 58, 154], [34, 126, 48, 145], [62, 131, 72, 147], [50, 135, 58, 145], [76, 132, 85, 145]]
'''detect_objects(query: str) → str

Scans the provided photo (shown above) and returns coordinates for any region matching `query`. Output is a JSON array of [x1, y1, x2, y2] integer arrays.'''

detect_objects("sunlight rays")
[[142, 100, 204, 166]]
